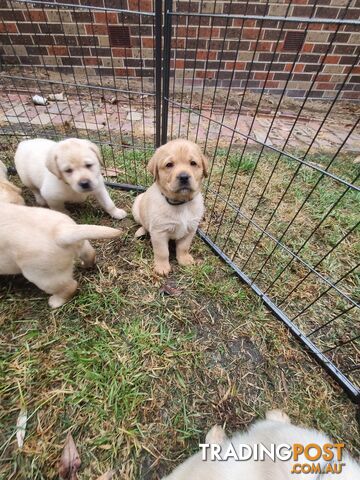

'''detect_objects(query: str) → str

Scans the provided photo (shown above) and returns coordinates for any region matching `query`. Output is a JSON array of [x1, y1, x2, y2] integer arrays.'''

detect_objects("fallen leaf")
[[159, 281, 182, 297], [59, 432, 81, 480], [16, 408, 27, 449], [96, 470, 116, 480], [354, 156, 360, 164]]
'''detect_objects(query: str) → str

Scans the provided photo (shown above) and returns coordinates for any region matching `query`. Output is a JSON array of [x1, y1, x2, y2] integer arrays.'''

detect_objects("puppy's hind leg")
[[22, 265, 78, 308], [48, 279, 78, 308], [132, 195, 147, 238]]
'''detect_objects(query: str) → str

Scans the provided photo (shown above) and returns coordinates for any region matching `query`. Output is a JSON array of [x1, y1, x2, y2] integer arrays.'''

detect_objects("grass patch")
[[101, 145, 154, 187], [228, 153, 257, 174]]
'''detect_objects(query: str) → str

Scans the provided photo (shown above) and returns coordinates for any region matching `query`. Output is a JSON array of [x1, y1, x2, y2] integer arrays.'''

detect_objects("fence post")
[[155, 0, 162, 148], [161, 0, 173, 145]]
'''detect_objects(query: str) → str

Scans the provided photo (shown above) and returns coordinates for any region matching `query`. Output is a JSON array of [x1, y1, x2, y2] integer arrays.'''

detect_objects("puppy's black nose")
[[79, 180, 91, 190], [178, 172, 190, 185]]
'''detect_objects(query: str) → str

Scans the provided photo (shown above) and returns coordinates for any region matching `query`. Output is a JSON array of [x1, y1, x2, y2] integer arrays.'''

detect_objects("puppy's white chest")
[[171, 215, 189, 239], [169, 211, 200, 239]]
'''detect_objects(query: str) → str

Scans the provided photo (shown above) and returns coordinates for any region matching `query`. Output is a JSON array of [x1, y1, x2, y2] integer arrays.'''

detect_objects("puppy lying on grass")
[[15, 138, 127, 219], [163, 409, 360, 480], [0, 159, 24, 205], [132, 139, 208, 275], [0, 203, 121, 308]]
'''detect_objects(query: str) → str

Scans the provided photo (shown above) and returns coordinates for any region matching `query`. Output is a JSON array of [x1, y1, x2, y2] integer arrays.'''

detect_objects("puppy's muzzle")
[[177, 172, 190, 186], [78, 179, 92, 191]]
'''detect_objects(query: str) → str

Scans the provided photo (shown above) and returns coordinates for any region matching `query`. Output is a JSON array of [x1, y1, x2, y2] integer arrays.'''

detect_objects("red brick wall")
[[0, 0, 359, 100]]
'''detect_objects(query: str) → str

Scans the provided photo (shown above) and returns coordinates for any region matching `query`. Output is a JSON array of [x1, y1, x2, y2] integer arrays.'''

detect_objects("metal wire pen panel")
[[164, 0, 360, 402], [0, 0, 359, 403], [0, 0, 162, 187]]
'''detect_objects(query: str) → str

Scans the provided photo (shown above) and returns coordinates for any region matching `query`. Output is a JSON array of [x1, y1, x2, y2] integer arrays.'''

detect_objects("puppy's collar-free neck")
[[162, 192, 196, 206]]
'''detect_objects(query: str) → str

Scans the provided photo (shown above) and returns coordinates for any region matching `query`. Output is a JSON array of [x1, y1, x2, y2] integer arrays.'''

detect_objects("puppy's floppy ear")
[[147, 146, 164, 179], [205, 425, 228, 445], [200, 151, 209, 178], [85, 140, 104, 167], [45, 147, 62, 179]]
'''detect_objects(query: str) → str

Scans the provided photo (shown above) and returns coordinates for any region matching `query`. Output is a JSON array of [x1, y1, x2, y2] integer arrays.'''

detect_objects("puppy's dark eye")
[[166, 162, 174, 168], [64, 168, 73, 174], [190, 160, 197, 166], [85, 164, 93, 169]]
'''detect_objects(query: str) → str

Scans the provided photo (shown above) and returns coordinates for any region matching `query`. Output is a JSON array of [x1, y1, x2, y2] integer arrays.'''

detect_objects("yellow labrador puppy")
[[0, 203, 121, 308], [0, 159, 24, 205], [163, 410, 360, 480], [15, 138, 127, 219], [132, 139, 208, 275]]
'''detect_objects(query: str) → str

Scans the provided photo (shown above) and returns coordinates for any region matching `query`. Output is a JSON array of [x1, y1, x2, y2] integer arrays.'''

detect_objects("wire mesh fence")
[[0, 0, 161, 188], [0, 0, 359, 403]]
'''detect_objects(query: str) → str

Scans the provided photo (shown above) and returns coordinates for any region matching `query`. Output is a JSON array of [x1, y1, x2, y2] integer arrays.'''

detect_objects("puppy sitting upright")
[[15, 138, 127, 219], [132, 139, 208, 275]]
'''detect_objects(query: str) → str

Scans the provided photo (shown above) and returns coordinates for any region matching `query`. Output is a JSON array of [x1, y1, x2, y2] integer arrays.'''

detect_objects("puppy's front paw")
[[110, 208, 127, 220], [154, 262, 171, 276], [265, 410, 291, 424], [177, 253, 195, 266]]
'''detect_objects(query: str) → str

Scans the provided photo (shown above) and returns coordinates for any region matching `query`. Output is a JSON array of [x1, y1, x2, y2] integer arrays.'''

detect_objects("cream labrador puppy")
[[0, 159, 25, 205], [163, 410, 360, 480], [0, 203, 121, 308], [15, 138, 127, 219], [132, 139, 208, 275]]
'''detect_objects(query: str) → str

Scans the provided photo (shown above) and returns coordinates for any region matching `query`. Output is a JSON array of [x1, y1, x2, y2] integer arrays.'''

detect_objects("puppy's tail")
[[56, 224, 121, 247]]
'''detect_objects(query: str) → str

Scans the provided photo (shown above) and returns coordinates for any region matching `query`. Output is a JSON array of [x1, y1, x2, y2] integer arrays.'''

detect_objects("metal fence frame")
[[0, 0, 359, 404], [162, 0, 359, 405]]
